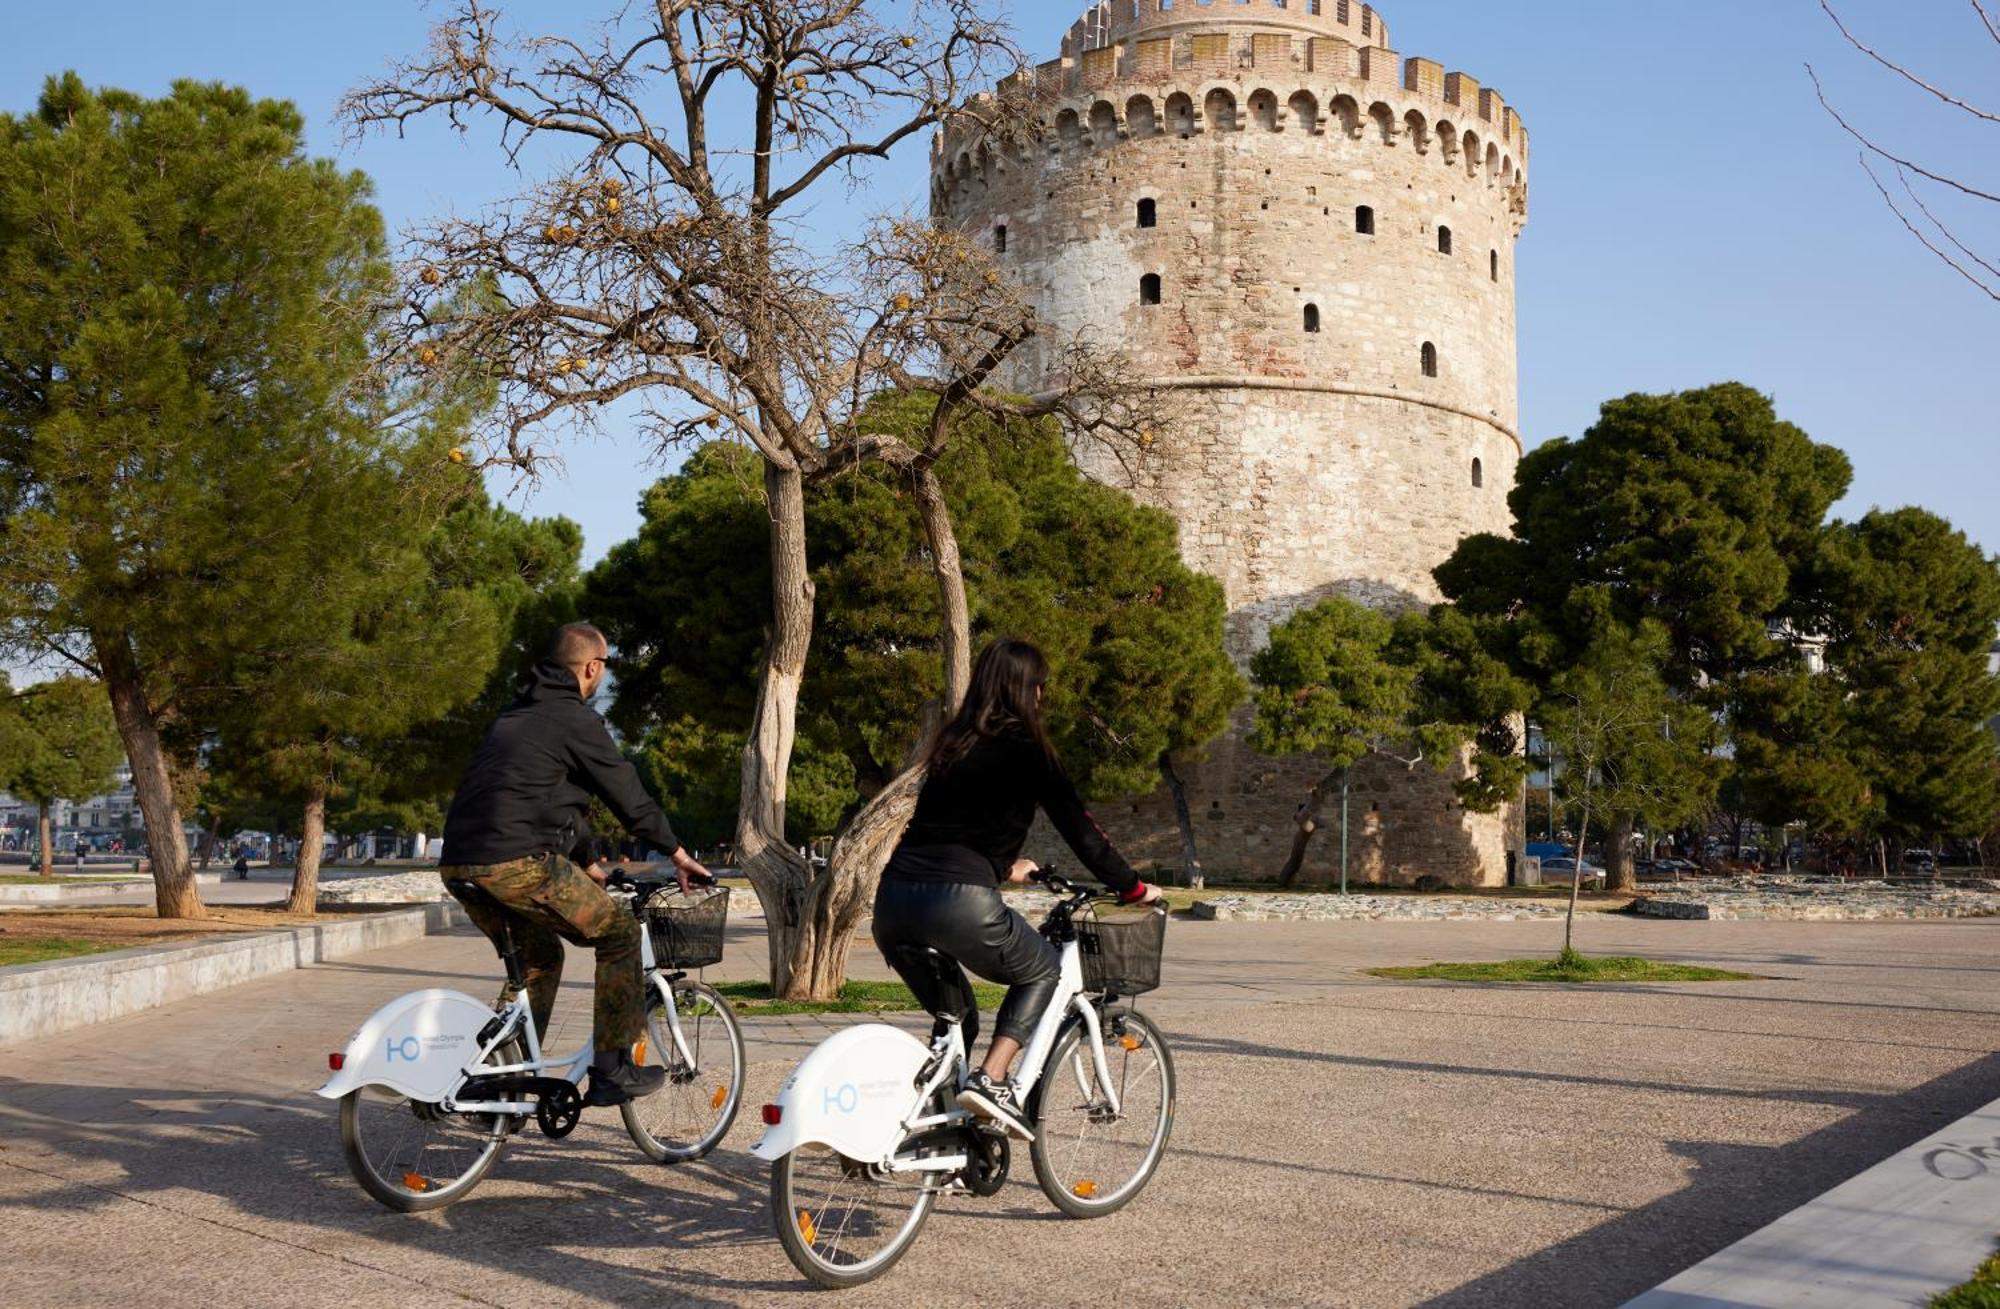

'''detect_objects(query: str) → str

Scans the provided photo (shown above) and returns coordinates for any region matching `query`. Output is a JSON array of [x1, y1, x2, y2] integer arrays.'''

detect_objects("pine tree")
[[0, 76, 394, 916], [0, 677, 122, 875]]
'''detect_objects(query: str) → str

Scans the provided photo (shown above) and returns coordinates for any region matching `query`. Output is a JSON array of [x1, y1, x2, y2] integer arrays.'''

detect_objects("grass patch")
[[0, 873, 136, 885], [1932, 1249, 2000, 1308], [711, 978, 1008, 1015], [0, 936, 128, 967], [1368, 949, 1753, 984]]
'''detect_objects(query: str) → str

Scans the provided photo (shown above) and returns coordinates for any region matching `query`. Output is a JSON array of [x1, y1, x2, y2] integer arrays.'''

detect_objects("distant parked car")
[[1541, 856, 1606, 887], [1903, 849, 1939, 873]]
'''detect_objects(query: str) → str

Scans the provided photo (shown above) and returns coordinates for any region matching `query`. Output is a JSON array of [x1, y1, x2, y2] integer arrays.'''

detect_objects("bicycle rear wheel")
[[338, 1035, 526, 1213], [770, 1141, 938, 1289], [622, 979, 744, 1162], [1030, 1006, 1175, 1218]]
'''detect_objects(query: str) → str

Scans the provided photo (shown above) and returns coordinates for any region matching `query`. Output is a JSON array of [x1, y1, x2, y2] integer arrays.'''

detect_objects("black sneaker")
[[584, 1059, 667, 1107], [956, 1071, 1034, 1141]]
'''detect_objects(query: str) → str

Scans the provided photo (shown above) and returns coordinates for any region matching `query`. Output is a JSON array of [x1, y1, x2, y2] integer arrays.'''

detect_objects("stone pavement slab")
[[1627, 1093, 2000, 1307], [7, 912, 2000, 1306]]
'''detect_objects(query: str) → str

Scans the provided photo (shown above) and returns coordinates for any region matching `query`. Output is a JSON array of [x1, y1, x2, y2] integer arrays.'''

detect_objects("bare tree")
[[1812, 1, 2000, 301], [345, 1, 1164, 997]]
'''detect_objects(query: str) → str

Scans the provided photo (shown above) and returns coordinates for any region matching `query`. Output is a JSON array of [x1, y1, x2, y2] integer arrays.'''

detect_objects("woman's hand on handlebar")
[[1007, 858, 1038, 885], [1123, 879, 1164, 906]]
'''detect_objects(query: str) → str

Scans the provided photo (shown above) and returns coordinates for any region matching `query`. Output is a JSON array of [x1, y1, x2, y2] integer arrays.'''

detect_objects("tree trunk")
[[736, 461, 820, 997], [1565, 808, 1590, 956], [1278, 769, 1344, 888], [37, 804, 53, 877], [1160, 754, 1204, 890], [1604, 811, 1637, 893], [910, 466, 972, 708], [96, 632, 202, 919], [198, 817, 221, 871], [287, 779, 328, 914]]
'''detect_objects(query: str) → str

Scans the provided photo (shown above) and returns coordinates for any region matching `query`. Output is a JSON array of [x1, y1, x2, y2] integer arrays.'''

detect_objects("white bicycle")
[[318, 870, 744, 1212], [753, 868, 1175, 1289]]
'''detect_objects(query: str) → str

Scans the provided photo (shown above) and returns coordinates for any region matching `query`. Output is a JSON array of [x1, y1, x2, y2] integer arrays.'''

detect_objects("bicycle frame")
[[874, 935, 1121, 1179]]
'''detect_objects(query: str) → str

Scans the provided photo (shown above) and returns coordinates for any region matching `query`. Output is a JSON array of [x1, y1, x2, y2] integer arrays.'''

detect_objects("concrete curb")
[[0, 899, 469, 1047], [0, 872, 224, 905], [1625, 1091, 2000, 1307]]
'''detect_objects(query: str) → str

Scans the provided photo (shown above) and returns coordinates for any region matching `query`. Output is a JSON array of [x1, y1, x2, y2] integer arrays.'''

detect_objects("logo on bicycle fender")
[[385, 1035, 423, 1063], [823, 1084, 860, 1114]]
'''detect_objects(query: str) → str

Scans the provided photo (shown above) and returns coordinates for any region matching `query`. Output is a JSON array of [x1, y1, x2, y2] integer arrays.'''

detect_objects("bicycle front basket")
[[1076, 903, 1168, 996], [645, 886, 730, 969]]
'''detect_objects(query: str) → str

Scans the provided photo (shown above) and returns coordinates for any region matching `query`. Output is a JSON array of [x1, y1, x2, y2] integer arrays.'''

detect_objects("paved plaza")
[[5, 910, 2000, 1307]]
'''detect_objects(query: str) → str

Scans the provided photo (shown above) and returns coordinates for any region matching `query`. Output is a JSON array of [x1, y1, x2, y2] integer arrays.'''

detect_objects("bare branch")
[[1820, 1, 2000, 124]]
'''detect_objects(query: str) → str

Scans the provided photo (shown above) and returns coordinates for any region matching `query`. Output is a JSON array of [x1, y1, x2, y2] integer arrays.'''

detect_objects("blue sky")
[[5, 0, 1996, 566]]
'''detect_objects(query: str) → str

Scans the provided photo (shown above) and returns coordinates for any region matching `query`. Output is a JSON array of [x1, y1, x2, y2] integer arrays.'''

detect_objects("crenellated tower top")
[[1059, 0, 1392, 58]]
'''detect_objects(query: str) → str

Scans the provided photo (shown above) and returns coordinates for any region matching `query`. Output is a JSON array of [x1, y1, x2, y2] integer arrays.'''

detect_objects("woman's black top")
[[885, 729, 1140, 894]]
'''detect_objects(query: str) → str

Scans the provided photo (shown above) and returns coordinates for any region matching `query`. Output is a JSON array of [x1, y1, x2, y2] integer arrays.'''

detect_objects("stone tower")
[[935, 0, 1530, 885]]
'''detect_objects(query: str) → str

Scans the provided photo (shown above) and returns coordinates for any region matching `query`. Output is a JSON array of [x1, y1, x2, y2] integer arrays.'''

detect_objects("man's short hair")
[[550, 622, 609, 669]]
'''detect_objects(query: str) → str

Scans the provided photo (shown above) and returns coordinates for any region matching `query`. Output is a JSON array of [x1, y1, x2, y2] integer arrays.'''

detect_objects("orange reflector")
[[632, 1034, 648, 1064], [1072, 1180, 1099, 1199], [403, 1173, 432, 1193], [797, 1209, 817, 1244], [1120, 1035, 1141, 1052], [711, 1085, 728, 1110]]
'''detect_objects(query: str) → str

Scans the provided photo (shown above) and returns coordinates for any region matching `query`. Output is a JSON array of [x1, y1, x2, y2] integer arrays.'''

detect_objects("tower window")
[[1438, 226, 1453, 255], [1303, 304, 1321, 333], [1471, 457, 1484, 488], [994, 224, 1008, 254], [1355, 205, 1375, 236], [1490, 249, 1500, 281], [1421, 341, 1438, 377], [1137, 198, 1157, 229], [1140, 273, 1163, 306]]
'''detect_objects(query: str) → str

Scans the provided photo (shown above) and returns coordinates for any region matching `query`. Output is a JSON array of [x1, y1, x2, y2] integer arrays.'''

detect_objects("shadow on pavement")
[[0, 1078, 798, 1305], [1407, 1051, 2000, 1308]]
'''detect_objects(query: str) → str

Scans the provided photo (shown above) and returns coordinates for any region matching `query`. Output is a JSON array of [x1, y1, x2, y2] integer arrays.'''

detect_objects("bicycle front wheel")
[[622, 979, 745, 1162], [1030, 1005, 1175, 1218], [770, 1144, 937, 1290]]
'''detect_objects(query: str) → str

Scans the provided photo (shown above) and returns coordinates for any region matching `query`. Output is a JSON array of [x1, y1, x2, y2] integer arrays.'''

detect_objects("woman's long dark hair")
[[925, 638, 1058, 773]]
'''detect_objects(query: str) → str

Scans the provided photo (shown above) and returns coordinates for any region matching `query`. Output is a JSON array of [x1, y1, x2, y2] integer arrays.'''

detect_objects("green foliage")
[[1541, 625, 1725, 838], [1438, 383, 1852, 693], [0, 676, 122, 808], [1812, 509, 2000, 846], [1248, 596, 1525, 805], [587, 394, 1242, 838], [1366, 954, 1752, 984], [0, 74, 393, 684]]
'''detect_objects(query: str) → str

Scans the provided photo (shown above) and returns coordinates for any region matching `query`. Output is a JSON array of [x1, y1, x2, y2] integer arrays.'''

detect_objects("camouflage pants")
[[439, 855, 646, 1054]]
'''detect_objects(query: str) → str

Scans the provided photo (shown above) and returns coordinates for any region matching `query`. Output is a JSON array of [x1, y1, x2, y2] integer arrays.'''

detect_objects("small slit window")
[[1438, 226, 1453, 255], [1490, 249, 1500, 281], [1355, 205, 1375, 235], [1140, 273, 1163, 306], [994, 224, 1008, 254], [1137, 198, 1157, 229], [1421, 341, 1439, 377], [1303, 304, 1321, 333], [1471, 457, 1484, 488]]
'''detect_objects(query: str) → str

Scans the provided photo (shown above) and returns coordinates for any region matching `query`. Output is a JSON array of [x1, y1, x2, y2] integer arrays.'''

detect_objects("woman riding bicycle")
[[873, 637, 1162, 1140]]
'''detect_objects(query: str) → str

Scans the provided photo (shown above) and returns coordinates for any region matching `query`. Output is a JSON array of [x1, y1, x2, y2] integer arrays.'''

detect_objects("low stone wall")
[[0, 900, 468, 1046], [1634, 876, 2000, 922], [0, 872, 224, 905], [317, 869, 453, 904], [1192, 894, 1570, 922]]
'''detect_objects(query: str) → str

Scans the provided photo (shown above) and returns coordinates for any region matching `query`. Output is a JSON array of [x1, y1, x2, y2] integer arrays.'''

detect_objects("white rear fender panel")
[[315, 988, 496, 1102], [750, 1023, 931, 1161]]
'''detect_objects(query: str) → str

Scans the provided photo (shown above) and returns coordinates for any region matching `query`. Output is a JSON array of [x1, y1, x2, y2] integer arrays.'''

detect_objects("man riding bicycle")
[[439, 622, 712, 1107]]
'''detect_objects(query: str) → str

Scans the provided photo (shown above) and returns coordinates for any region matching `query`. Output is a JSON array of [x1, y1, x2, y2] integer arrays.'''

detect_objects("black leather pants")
[[872, 877, 1060, 1049]]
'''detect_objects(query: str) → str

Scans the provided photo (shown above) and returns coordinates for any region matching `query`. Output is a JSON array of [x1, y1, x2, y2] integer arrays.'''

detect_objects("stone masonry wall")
[[939, 5, 1528, 885]]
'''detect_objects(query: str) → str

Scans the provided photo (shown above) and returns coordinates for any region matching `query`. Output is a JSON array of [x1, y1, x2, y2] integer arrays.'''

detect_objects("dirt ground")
[[0, 903, 385, 950]]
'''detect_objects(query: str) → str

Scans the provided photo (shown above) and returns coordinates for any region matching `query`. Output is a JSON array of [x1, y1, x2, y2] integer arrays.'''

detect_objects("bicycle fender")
[[750, 1023, 930, 1162], [315, 988, 495, 1102]]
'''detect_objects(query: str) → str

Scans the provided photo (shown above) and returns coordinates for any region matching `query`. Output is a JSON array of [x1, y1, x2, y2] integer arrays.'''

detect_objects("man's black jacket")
[[441, 661, 682, 867]]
